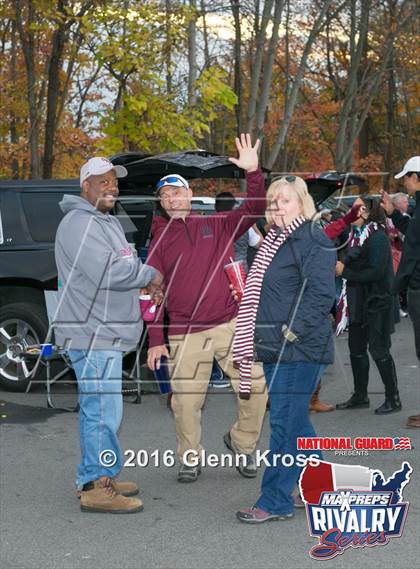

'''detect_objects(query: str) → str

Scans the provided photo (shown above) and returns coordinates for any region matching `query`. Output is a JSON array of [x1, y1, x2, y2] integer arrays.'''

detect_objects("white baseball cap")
[[394, 156, 420, 179], [156, 174, 190, 194], [80, 157, 128, 188]]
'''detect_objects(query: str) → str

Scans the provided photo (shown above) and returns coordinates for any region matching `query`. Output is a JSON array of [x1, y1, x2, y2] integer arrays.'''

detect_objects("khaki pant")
[[168, 318, 267, 461]]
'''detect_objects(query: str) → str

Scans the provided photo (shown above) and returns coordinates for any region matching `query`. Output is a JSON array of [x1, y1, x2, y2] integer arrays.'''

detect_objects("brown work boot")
[[406, 414, 420, 428], [77, 478, 139, 498], [309, 383, 334, 413], [110, 479, 139, 496], [80, 477, 143, 513]]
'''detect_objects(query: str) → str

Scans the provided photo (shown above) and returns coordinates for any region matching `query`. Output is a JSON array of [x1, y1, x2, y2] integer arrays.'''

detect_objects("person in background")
[[234, 175, 336, 524], [381, 156, 420, 428], [247, 223, 264, 257], [392, 192, 410, 216], [247, 217, 269, 268], [215, 191, 267, 274], [210, 191, 251, 390], [336, 198, 401, 415], [389, 193, 411, 317], [309, 201, 364, 412], [322, 210, 350, 314], [215, 191, 249, 272]]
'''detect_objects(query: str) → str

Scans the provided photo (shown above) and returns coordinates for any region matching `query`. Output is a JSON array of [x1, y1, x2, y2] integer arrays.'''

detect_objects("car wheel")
[[0, 302, 49, 392]]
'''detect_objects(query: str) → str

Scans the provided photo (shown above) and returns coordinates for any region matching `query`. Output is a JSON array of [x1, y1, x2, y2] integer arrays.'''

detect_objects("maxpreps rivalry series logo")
[[298, 460, 413, 560]]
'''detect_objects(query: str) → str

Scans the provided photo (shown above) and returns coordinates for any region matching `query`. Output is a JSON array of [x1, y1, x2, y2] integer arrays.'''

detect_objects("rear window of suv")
[[21, 192, 67, 242]]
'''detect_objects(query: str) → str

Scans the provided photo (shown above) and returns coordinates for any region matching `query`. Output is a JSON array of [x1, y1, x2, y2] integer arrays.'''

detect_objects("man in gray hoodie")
[[54, 157, 160, 514]]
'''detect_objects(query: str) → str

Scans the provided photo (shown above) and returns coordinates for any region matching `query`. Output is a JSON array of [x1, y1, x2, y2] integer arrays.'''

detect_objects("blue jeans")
[[256, 362, 326, 515], [68, 350, 123, 488]]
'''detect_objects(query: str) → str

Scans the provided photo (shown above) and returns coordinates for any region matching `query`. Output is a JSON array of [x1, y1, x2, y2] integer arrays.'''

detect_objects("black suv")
[[0, 151, 364, 391]]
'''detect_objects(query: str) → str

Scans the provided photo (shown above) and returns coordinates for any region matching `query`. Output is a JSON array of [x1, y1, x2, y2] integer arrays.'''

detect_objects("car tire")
[[0, 301, 49, 392]]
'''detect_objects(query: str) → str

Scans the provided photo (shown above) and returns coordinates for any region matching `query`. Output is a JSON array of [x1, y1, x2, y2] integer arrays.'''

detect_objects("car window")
[[21, 192, 66, 242], [114, 198, 155, 250], [191, 203, 215, 215], [113, 201, 141, 234]]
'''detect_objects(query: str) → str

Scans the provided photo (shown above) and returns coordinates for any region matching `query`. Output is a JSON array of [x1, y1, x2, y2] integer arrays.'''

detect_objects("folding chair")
[[21, 345, 79, 412], [20, 292, 142, 411]]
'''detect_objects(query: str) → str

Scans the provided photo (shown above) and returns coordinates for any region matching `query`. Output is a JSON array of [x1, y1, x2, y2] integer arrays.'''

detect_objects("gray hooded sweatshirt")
[[54, 195, 157, 351]]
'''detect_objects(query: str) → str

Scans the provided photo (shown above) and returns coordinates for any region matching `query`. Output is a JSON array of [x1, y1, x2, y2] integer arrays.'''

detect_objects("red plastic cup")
[[139, 294, 157, 322], [224, 260, 246, 301]]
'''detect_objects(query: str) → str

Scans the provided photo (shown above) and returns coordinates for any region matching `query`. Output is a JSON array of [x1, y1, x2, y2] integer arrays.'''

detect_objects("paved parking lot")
[[1, 318, 419, 569]]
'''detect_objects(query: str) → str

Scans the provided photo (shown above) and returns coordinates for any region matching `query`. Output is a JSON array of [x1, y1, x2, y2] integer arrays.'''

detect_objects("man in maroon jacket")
[[146, 134, 268, 482]]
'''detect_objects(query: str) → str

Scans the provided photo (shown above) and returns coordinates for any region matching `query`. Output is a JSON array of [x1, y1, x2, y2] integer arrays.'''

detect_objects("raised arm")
[[380, 190, 410, 235], [222, 134, 266, 237], [324, 202, 363, 241]]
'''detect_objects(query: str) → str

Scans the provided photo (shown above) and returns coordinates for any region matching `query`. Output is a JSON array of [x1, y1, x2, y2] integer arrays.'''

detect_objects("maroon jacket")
[[323, 205, 361, 240], [146, 169, 266, 347]]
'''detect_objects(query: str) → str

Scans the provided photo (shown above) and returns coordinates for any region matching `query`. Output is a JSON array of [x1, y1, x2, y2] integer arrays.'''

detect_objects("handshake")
[[143, 277, 164, 303], [140, 271, 165, 310]]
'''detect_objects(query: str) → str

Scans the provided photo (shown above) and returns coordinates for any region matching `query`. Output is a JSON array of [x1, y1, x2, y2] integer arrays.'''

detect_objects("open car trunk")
[[109, 152, 368, 248]]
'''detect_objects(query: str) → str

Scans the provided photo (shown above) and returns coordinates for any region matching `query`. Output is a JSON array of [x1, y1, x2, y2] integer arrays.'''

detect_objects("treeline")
[[0, 0, 418, 185]]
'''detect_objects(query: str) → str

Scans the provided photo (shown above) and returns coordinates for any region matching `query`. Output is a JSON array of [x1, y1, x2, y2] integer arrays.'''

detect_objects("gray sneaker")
[[177, 463, 201, 483], [223, 432, 257, 478]]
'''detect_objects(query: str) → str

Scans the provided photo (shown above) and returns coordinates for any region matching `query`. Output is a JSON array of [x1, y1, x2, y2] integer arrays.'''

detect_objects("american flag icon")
[[393, 437, 412, 450]]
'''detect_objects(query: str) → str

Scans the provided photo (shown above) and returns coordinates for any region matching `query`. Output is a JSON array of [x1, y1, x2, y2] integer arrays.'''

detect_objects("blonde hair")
[[265, 176, 317, 224]]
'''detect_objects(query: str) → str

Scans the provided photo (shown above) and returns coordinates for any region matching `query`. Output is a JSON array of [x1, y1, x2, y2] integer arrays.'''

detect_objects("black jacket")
[[254, 222, 336, 364], [342, 227, 395, 334], [392, 191, 420, 292]]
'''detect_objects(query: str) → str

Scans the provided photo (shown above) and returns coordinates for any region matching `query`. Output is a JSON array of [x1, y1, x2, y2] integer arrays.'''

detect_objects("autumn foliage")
[[0, 0, 418, 191]]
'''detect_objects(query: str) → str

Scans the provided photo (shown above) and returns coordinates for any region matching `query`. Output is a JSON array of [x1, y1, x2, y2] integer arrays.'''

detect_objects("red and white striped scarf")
[[233, 215, 307, 398]]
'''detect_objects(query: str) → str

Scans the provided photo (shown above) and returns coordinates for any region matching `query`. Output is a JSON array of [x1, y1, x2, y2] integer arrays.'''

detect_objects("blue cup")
[[41, 343, 53, 356], [153, 356, 172, 394]]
